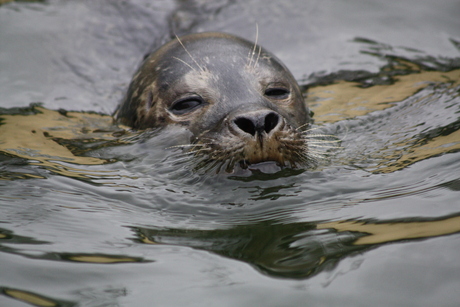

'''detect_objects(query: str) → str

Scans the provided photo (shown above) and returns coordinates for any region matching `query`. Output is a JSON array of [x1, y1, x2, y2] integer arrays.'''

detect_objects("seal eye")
[[264, 88, 290, 99], [170, 97, 204, 115]]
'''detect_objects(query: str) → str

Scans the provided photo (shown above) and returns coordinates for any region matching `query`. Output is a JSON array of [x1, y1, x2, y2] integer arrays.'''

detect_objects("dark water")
[[1, 0, 460, 306]]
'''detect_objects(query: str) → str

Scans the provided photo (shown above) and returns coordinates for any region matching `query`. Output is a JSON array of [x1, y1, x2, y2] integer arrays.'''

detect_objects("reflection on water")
[[1, 0, 460, 306], [1, 287, 73, 307], [309, 64, 460, 125], [308, 65, 460, 173], [62, 254, 147, 264], [0, 105, 121, 180], [318, 215, 460, 245], [134, 214, 460, 279]]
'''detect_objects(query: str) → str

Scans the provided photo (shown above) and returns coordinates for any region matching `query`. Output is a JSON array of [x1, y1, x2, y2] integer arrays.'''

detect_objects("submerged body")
[[115, 32, 312, 171]]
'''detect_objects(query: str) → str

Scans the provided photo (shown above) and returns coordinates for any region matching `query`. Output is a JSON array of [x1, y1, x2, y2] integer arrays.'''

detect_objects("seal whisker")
[[169, 155, 196, 164], [195, 158, 218, 173], [302, 132, 339, 138], [225, 157, 238, 173], [303, 134, 341, 142], [307, 150, 330, 157], [176, 149, 208, 157], [170, 147, 213, 160], [174, 34, 205, 73], [308, 156, 326, 162], [308, 145, 343, 150], [193, 143, 245, 173], [306, 148, 327, 154], [306, 139, 341, 146], [252, 25, 262, 70], [254, 45, 262, 69], [184, 148, 215, 157], [168, 150, 202, 164], [247, 23, 259, 69], [172, 56, 197, 72], [305, 138, 341, 142], [306, 141, 341, 146], [166, 144, 210, 149], [296, 122, 313, 131]]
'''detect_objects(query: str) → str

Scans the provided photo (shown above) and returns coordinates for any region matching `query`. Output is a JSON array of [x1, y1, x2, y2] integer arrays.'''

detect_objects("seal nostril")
[[234, 117, 256, 136], [264, 112, 279, 134], [234, 112, 280, 136]]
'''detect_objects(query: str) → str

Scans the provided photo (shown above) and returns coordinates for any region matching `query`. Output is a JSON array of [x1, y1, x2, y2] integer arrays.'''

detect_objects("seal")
[[115, 32, 313, 172]]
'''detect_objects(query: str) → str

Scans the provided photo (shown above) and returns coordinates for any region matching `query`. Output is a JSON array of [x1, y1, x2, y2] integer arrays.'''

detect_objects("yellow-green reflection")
[[372, 129, 460, 173], [66, 254, 142, 264], [0, 106, 128, 180], [3, 288, 59, 307], [318, 215, 460, 245], [308, 69, 460, 124], [308, 69, 460, 173]]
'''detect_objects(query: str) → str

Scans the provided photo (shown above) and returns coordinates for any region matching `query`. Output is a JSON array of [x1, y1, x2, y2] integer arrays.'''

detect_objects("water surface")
[[1, 0, 460, 306]]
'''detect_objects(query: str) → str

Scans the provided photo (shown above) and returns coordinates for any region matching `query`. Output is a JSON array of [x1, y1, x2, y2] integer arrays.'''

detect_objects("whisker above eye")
[[172, 56, 196, 72], [174, 34, 205, 73]]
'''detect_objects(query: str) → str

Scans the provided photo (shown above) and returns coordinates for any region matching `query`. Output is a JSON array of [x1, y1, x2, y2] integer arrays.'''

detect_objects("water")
[[1, 0, 460, 306]]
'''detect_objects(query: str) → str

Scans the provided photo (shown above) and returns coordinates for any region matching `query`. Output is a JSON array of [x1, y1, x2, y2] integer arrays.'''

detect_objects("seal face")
[[115, 32, 312, 172]]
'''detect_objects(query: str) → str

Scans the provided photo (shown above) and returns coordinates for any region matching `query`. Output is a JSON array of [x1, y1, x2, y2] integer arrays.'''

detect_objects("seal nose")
[[233, 111, 280, 136]]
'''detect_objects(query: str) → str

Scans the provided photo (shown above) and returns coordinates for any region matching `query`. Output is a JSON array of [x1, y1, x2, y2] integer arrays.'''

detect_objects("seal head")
[[115, 32, 311, 171]]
